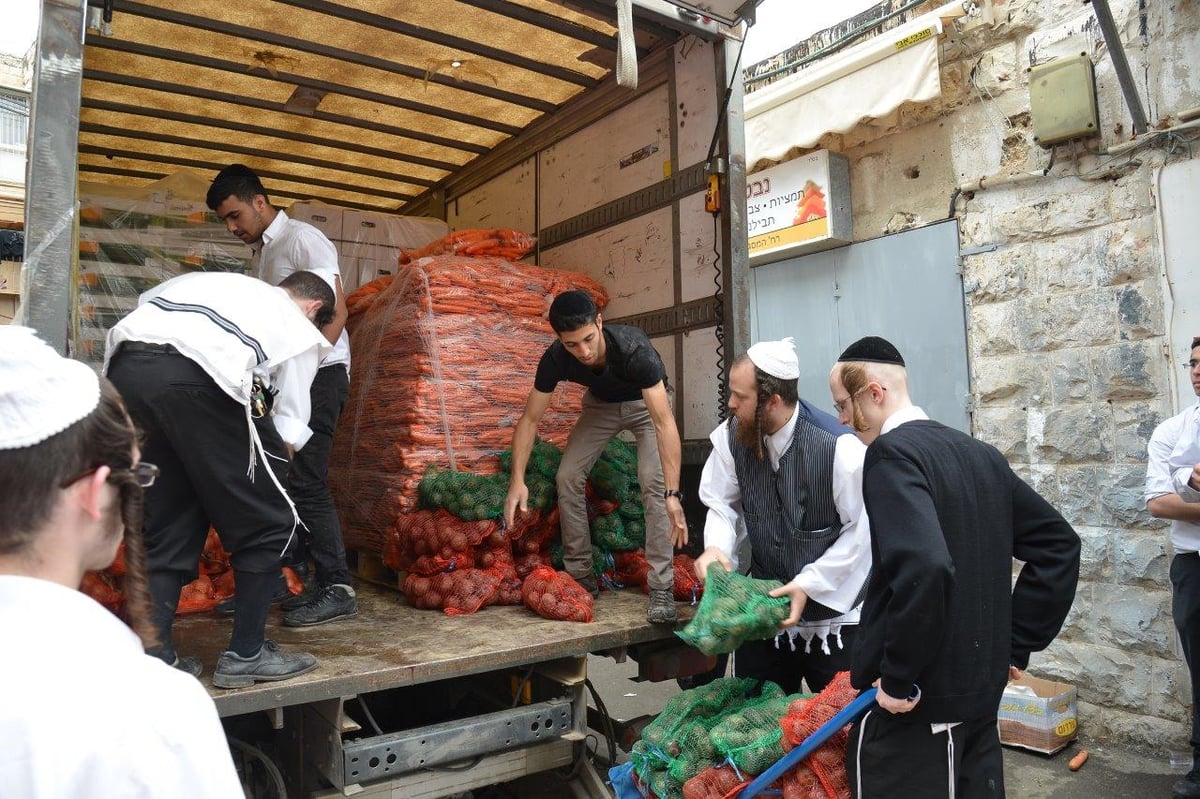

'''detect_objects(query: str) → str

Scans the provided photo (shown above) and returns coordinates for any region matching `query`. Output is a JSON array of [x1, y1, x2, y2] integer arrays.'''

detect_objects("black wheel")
[[228, 736, 287, 799]]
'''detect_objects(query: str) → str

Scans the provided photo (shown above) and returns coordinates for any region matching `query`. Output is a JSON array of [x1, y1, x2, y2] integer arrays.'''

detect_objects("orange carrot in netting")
[[399, 228, 538, 263], [521, 565, 594, 623], [331, 255, 608, 552]]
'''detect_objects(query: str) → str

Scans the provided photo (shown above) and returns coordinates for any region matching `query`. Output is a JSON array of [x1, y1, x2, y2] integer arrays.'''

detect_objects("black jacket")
[[855, 419, 1080, 723]]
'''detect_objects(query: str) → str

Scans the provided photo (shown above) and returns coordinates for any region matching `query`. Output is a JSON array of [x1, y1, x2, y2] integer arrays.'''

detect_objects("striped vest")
[[729, 400, 848, 621]]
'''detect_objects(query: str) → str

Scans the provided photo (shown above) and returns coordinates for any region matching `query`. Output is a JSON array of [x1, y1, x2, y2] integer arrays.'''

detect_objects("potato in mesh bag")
[[677, 564, 790, 656]]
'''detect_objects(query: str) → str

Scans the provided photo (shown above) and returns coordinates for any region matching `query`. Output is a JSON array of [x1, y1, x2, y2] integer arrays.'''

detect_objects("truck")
[[20, 1, 756, 795]]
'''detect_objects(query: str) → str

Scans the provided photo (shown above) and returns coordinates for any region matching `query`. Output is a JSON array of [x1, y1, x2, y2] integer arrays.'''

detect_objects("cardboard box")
[[288, 202, 344, 243], [998, 675, 1078, 754]]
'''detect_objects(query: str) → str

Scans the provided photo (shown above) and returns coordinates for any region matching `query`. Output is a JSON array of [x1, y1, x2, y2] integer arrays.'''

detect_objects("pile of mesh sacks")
[[617, 673, 859, 799], [332, 232, 700, 620]]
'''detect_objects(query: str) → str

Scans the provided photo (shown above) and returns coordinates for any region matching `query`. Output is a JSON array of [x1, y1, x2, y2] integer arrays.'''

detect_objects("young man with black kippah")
[[504, 290, 688, 624], [830, 335, 1080, 798]]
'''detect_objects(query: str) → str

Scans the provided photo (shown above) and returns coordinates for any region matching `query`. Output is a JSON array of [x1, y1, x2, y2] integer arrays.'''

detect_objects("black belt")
[[121, 341, 178, 355]]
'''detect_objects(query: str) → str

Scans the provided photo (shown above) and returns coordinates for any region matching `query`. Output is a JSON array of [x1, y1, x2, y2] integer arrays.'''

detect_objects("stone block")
[[1093, 340, 1164, 401], [974, 353, 1049, 404], [1074, 525, 1110, 582], [1096, 216, 1162, 286], [1112, 532, 1170, 587], [1046, 467, 1103, 528], [1056, 580, 1093, 642], [1050, 349, 1094, 403], [1101, 463, 1160, 530], [1117, 281, 1165, 342], [1026, 290, 1118, 352], [1093, 583, 1175, 658], [1035, 406, 1112, 464], [971, 42, 1020, 96], [959, 208, 998, 249], [1078, 701, 1181, 751], [1148, 657, 1191, 723], [992, 182, 1113, 242], [962, 245, 1029, 303], [974, 405, 1030, 460], [969, 301, 1023, 356], [1030, 231, 1098, 295], [1107, 171, 1157, 224], [1114, 401, 1168, 463], [1040, 642, 1150, 713]]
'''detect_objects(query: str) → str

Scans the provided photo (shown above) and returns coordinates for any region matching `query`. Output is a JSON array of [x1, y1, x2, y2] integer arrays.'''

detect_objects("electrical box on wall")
[[1029, 53, 1099, 147], [747, 150, 851, 267]]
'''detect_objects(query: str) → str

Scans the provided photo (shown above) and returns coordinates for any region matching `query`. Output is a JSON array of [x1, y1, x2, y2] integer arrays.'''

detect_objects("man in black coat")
[[829, 336, 1080, 798]]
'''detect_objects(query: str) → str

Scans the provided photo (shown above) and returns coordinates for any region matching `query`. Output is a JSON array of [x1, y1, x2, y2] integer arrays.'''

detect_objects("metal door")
[[750, 220, 970, 431]]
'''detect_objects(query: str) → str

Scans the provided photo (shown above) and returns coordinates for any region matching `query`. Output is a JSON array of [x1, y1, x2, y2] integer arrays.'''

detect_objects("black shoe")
[[282, 584, 357, 627], [1175, 770, 1200, 798], [212, 640, 317, 689], [574, 575, 600, 598], [169, 655, 203, 678], [213, 574, 293, 616], [280, 583, 318, 612]]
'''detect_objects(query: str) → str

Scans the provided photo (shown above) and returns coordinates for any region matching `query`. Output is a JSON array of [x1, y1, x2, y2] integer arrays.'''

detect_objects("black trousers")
[[733, 625, 856, 695], [845, 710, 1005, 798], [109, 349, 294, 654], [287, 364, 352, 587], [1172, 552, 1200, 760]]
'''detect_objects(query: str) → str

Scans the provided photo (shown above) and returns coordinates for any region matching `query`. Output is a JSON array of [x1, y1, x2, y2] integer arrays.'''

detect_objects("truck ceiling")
[[76, 0, 720, 214]]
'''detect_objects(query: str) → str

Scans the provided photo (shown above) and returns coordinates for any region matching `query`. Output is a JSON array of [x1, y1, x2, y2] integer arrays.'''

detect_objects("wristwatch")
[[663, 489, 683, 501]]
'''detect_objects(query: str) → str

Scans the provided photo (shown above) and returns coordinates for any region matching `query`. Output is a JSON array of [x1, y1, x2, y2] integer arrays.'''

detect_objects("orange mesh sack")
[[521, 565, 594, 622], [399, 228, 537, 263], [778, 671, 857, 799], [642, 554, 703, 602], [389, 509, 498, 575], [477, 544, 523, 606], [330, 253, 607, 555], [683, 766, 750, 799], [610, 549, 652, 591]]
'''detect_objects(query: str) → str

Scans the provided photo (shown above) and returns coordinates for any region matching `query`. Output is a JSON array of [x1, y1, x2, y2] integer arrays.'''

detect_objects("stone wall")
[[747, 0, 1200, 750]]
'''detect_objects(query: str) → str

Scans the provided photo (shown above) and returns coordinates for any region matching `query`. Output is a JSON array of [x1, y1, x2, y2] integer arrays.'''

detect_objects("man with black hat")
[[694, 338, 871, 694], [832, 336, 1080, 798], [503, 289, 687, 624]]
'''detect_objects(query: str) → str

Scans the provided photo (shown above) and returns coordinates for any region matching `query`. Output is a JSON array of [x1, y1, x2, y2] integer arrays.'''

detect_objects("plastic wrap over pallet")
[[330, 253, 609, 555], [76, 172, 252, 370]]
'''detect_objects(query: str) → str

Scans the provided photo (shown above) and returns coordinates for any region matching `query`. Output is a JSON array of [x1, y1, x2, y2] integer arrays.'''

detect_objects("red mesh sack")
[[511, 507, 560, 555], [198, 527, 230, 575], [778, 672, 857, 799], [403, 568, 502, 616], [515, 550, 554, 579], [682, 765, 784, 799], [81, 571, 123, 612], [611, 549, 652, 590], [669, 553, 704, 602], [391, 509, 498, 575], [330, 254, 607, 554], [177, 574, 216, 614], [108, 543, 127, 576], [521, 565, 594, 623], [478, 545, 523, 606]]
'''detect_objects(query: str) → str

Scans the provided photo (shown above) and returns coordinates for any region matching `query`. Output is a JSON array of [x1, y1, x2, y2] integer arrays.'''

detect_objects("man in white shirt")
[[0, 326, 243, 797], [207, 164, 358, 628], [694, 338, 871, 693], [105, 271, 331, 688], [1146, 336, 1200, 799]]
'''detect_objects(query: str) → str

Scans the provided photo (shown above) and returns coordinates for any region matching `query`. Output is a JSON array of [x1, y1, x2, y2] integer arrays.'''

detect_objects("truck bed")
[[173, 582, 695, 718]]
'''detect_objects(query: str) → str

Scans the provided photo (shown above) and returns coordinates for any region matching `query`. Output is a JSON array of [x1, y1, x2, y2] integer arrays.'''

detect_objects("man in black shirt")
[[830, 336, 1080, 798], [503, 291, 688, 624]]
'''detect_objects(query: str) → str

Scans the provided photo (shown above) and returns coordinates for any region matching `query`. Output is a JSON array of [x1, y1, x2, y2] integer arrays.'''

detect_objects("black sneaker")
[[647, 588, 678, 624], [574, 575, 600, 598], [212, 640, 317, 689], [213, 574, 293, 616], [282, 584, 357, 627], [279, 583, 318, 612]]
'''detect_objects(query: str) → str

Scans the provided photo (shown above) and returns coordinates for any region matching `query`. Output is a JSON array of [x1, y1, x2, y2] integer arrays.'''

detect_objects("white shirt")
[[698, 404, 872, 641], [104, 271, 330, 450], [253, 210, 351, 370], [0, 576, 243, 799], [880, 404, 930, 435], [1145, 403, 1200, 553]]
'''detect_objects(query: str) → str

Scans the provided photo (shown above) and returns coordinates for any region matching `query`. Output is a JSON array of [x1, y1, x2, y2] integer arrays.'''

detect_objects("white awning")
[[745, 3, 966, 171]]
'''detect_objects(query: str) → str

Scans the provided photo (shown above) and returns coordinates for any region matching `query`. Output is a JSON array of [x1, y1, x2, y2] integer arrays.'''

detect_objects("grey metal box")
[[1029, 54, 1099, 146]]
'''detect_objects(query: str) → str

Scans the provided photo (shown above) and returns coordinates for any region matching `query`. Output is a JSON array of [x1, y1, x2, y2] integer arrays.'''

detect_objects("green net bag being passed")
[[677, 563, 790, 656]]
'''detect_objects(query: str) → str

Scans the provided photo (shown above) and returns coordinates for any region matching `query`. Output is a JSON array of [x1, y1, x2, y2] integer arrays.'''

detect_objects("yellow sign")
[[748, 217, 829, 254], [894, 26, 934, 51]]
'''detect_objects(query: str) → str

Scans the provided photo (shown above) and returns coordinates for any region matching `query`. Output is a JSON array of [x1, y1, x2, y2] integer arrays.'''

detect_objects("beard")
[[733, 406, 765, 460]]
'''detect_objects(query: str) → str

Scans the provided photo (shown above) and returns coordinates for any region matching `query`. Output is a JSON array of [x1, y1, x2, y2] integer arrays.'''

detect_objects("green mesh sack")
[[525, 472, 557, 511], [617, 485, 646, 522], [676, 564, 790, 656], [710, 694, 802, 776], [634, 678, 784, 799], [622, 516, 646, 548], [603, 436, 639, 474], [590, 511, 639, 551], [588, 456, 629, 500], [499, 437, 563, 483], [418, 467, 508, 521]]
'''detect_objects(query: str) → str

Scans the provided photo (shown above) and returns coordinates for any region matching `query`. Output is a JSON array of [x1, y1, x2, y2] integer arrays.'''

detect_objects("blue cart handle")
[[737, 687, 878, 799]]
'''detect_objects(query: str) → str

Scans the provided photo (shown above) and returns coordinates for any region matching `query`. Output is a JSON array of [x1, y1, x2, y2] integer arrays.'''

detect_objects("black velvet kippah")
[[837, 335, 905, 366], [549, 289, 596, 317]]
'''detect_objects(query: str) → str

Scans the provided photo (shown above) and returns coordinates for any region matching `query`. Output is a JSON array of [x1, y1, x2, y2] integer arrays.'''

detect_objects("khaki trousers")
[[556, 393, 673, 591]]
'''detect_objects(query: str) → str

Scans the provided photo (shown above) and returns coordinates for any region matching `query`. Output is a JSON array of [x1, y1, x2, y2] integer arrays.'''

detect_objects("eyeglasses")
[[833, 384, 883, 415], [60, 462, 159, 489]]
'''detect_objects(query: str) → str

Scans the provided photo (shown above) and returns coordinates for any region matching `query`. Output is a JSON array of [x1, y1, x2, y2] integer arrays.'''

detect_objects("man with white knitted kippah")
[[694, 337, 872, 694], [0, 326, 242, 798]]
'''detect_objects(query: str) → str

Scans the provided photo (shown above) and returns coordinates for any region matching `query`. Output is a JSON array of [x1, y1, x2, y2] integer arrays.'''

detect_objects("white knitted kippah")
[[0, 326, 101, 450], [747, 337, 800, 380]]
